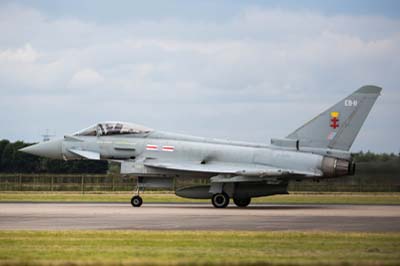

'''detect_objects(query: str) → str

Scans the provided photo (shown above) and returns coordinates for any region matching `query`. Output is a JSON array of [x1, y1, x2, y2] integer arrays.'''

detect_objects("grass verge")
[[0, 192, 400, 204], [0, 230, 399, 266]]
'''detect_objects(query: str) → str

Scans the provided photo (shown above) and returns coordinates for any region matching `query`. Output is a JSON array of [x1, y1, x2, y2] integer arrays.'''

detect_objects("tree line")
[[353, 150, 400, 162], [0, 139, 398, 174], [0, 140, 108, 174]]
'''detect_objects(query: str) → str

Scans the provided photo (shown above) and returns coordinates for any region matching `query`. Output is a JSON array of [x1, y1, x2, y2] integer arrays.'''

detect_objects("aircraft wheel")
[[212, 192, 230, 208], [131, 195, 143, 207], [233, 197, 251, 207]]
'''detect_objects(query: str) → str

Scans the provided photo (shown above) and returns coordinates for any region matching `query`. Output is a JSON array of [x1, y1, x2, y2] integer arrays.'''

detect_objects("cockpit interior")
[[74, 122, 153, 136]]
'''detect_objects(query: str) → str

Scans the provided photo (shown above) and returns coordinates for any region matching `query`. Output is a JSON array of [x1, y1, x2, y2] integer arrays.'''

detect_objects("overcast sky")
[[0, 0, 399, 153]]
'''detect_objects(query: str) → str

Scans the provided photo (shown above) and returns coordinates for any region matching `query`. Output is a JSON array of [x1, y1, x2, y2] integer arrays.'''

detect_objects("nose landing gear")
[[131, 177, 143, 207], [131, 195, 143, 207]]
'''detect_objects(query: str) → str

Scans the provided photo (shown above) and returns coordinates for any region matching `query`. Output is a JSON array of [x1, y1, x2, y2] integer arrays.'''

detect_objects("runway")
[[1, 203, 399, 231]]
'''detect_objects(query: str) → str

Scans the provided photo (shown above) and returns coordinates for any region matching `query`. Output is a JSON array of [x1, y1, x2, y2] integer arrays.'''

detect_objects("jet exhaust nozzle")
[[321, 156, 355, 177]]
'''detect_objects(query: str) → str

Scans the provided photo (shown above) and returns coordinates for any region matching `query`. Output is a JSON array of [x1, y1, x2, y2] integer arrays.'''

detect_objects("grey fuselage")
[[61, 130, 349, 179]]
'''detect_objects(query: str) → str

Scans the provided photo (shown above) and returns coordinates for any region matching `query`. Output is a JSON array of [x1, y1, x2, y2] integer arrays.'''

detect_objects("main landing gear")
[[233, 197, 251, 208], [211, 193, 252, 208], [211, 192, 230, 208]]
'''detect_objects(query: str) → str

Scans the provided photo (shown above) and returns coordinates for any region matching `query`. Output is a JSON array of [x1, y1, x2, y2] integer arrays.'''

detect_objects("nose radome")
[[19, 139, 63, 159]]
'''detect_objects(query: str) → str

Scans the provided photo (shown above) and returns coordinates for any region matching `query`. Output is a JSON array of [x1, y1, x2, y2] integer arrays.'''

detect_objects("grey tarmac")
[[0, 203, 399, 232]]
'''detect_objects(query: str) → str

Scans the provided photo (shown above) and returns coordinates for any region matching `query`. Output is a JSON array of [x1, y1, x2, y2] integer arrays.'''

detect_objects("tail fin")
[[287, 85, 382, 151]]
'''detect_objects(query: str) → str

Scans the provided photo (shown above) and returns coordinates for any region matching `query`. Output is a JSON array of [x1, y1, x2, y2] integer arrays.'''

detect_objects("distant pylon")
[[41, 129, 55, 142]]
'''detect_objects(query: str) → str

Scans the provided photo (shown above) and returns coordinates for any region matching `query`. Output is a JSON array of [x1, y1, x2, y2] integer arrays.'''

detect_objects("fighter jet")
[[20, 85, 381, 208]]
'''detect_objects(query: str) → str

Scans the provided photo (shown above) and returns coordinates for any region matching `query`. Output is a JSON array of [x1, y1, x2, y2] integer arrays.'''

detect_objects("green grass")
[[0, 230, 399, 266], [0, 191, 400, 204]]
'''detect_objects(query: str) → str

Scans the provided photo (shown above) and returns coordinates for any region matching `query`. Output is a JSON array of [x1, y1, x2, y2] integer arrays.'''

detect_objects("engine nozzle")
[[321, 156, 355, 177]]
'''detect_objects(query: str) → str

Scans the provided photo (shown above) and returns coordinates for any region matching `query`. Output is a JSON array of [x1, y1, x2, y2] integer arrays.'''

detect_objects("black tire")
[[131, 195, 143, 207], [211, 192, 230, 208], [233, 197, 251, 207]]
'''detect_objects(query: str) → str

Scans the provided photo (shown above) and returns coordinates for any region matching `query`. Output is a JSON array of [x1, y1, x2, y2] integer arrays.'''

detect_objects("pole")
[[81, 175, 85, 194], [19, 174, 22, 191], [112, 175, 115, 191]]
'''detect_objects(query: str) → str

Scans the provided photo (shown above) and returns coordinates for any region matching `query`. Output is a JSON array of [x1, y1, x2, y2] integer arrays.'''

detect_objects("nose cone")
[[19, 139, 63, 159]]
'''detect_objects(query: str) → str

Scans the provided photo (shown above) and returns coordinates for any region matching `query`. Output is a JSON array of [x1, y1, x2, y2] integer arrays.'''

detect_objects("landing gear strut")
[[212, 192, 230, 208]]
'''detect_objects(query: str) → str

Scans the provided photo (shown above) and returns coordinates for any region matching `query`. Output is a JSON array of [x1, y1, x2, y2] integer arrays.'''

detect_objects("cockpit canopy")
[[74, 121, 153, 136]]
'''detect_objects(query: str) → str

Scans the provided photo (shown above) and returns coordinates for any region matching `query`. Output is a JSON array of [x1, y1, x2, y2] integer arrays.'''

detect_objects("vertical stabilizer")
[[287, 85, 382, 151]]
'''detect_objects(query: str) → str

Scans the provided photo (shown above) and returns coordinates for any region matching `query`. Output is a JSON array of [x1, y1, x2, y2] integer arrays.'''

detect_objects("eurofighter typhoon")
[[21, 85, 381, 208]]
